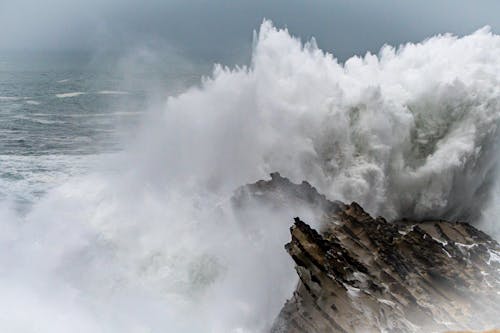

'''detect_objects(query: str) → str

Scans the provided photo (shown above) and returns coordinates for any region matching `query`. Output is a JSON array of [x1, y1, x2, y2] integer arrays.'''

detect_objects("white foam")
[[0, 96, 21, 101], [56, 92, 86, 98], [25, 100, 40, 105], [97, 90, 129, 95]]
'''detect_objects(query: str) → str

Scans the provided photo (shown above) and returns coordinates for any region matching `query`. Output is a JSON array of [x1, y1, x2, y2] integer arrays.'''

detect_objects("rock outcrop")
[[243, 174, 500, 333]]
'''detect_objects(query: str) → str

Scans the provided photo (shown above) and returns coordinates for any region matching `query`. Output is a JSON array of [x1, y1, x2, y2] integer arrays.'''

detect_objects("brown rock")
[[240, 174, 500, 333]]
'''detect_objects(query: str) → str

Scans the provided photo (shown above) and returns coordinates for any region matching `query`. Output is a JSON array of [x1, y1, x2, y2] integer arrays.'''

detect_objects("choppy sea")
[[0, 51, 206, 213]]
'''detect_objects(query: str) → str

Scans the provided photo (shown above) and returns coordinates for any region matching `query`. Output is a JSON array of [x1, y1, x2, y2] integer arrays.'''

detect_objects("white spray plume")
[[1, 20, 500, 332]]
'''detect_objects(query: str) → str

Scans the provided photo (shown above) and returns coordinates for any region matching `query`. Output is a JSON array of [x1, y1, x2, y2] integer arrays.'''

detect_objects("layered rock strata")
[[242, 174, 500, 332]]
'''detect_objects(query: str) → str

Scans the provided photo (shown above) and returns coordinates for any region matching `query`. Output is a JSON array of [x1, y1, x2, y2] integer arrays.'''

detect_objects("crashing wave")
[[1, 21, 500, 332]]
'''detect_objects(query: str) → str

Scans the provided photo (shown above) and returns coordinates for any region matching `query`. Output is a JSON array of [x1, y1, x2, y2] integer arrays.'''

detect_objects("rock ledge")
[[258, 175, 500, 333]]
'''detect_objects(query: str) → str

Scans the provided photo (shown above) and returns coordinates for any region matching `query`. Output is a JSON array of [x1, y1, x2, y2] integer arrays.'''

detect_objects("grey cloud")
[[1, 0, 499, 63]]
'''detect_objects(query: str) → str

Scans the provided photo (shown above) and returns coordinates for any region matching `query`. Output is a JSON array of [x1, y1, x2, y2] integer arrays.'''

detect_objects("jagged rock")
[[244, 173, 500, 333], [232, 172, 344, 215]]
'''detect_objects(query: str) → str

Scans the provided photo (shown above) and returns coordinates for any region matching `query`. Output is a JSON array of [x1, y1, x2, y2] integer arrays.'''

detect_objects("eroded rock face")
[[246, 174, 500, 333]]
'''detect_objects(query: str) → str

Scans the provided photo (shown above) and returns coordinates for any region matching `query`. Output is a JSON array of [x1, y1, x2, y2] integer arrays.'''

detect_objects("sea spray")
[[1, 21, 500, 332]]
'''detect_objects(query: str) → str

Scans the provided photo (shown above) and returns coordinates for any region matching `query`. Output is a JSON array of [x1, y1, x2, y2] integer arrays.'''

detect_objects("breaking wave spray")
[[1, 21, 500, 332]]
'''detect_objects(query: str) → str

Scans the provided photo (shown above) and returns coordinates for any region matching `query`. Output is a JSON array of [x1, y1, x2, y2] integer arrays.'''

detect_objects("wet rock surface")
[[242, 174, 500, 333]]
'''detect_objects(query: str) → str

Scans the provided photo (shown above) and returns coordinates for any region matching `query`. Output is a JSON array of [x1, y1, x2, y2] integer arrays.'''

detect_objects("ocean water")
[[0, 51, 205, 212], [1, 22, 500, 332]]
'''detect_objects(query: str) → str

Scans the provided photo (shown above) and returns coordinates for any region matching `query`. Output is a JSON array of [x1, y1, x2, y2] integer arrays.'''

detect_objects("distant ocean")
[[0, 51, 206, 212]]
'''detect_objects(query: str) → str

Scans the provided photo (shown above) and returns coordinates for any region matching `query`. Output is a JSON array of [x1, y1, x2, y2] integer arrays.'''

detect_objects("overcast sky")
[[1, 0, 499, 63]]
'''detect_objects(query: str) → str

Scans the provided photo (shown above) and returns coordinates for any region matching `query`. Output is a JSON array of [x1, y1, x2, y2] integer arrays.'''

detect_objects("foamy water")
[[97, 90, 130, 95], [56, 92, 87, 98]]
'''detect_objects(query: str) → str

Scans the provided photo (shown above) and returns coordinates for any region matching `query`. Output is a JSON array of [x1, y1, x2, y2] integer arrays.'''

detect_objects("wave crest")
[[147, 20, 500, 220]]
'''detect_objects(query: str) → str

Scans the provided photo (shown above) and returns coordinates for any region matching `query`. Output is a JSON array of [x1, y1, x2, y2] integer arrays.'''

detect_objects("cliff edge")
[[242, 174, 500, 332]]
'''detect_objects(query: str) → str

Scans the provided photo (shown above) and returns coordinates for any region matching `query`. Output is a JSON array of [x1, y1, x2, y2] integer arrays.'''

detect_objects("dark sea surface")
[[0, 51, 208, 211]]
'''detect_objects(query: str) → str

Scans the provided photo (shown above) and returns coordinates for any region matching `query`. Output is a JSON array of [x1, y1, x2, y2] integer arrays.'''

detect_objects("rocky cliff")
[[238, 173, 500, 333]]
